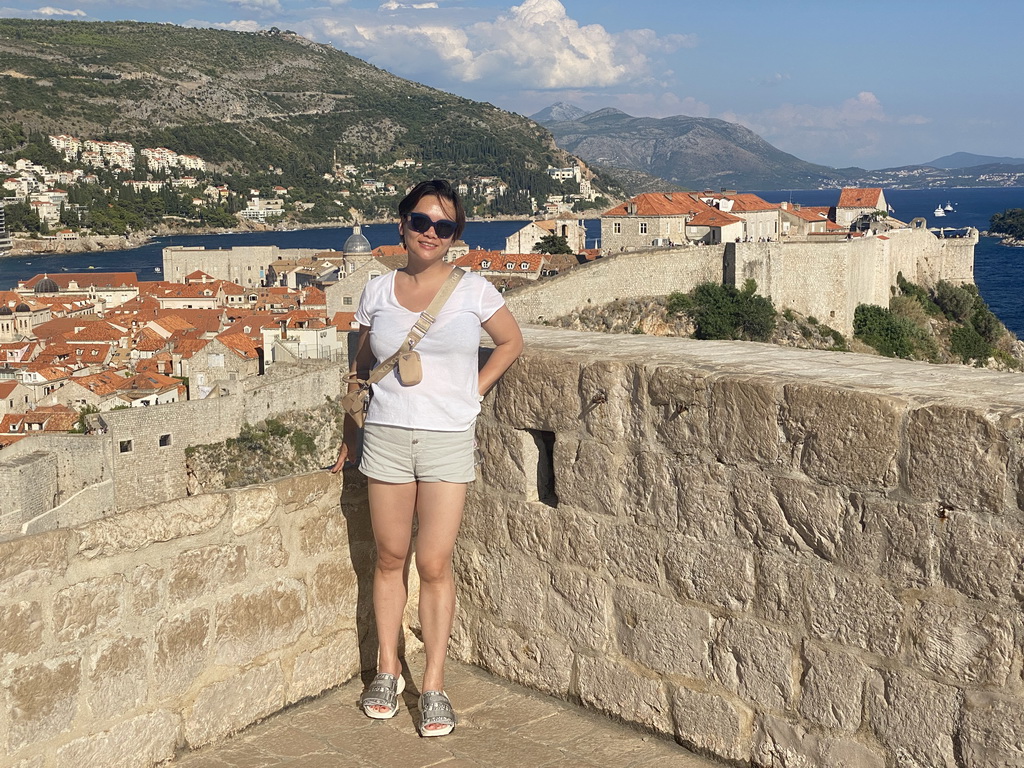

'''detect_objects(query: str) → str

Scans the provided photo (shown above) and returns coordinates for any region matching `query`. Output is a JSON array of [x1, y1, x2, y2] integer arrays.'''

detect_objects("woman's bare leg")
[[413, 480, 467, 701], [366, 478, 417, 713]]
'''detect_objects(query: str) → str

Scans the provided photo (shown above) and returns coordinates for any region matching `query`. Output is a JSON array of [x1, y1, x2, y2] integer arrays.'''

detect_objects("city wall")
[[507, 227, 976, 337], [0, 469, 411, 767], [5, 329, 1022, 767]]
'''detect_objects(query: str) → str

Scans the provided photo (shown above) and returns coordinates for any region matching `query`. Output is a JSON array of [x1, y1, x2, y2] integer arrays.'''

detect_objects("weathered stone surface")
[[0, 602, 42, 660], [454, 543, 498, 614], [53, 575, 124, 643], [866, 670, 959, 768], [713, 618, 794, 712], [475, 420, 534, 497], [575, 654, 672, 736], [710, 376, 781, 467], [672, 686, 752, 763], [0, 530, 71, 600], [961, 691, 1024, 768], [806, 569, 902, 656], [550, 506, 605, 569], [546, 566, 610, 648], [905, 405, 1009, 512], [214, 579, 306, 665], [502, 500, 552, 562], [287, 629, 359, 704], [87, 635, 147, 720], [466, 621, 574, 697], [273, 471, 334, 511], [491, 353, 580, 432], [230, 485, 278, 536], [579, 359, 633, 443], [154, 609, 211, 699], [751, 714, 820, 768], [6, 656, 81, 752], [603, 521, 663, 586], [54, 710, 179, 768], [490, 554, 548, 630], [614, 586, 711, 679], [818, 737, 886, 768], [647, 365, 712, 457], [308, 559, 358, 636], [250, 525, 288, 569], [906, 600, 1014, 686], [553, 438, 625, 516], [676, 464, 735, 542], [9, 755, 45, 768], [459, 488, 509, 552], [798, 642, 866, 731], [621, 450, 684, 530], [783, 383, 902, 488], [168, 544, 246, 604], [76, 493, 229, 558], [298, 508, 347, 557], [938, 511, 1024, 601], [128, 564, 163, 616], [753, 554, 813, 629], [862, 498, 937, 588], [666, 538, 755, 611], [184, 662, 284, 747]]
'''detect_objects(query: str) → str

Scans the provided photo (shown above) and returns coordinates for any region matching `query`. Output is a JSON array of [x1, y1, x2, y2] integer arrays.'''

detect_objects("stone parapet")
[[455, 327, 1024, 768], [0, 469, 393, 767]]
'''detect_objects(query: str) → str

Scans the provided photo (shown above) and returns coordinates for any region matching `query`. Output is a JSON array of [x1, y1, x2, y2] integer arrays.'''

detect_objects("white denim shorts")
[[360, 422, 476, 484]]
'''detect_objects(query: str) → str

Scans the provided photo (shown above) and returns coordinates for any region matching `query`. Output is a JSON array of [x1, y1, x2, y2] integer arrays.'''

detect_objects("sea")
[[2, 187, 1023, 336]]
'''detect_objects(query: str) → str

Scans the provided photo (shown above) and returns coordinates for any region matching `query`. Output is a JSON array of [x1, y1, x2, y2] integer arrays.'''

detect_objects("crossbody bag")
[[341, 267, 465, 428]]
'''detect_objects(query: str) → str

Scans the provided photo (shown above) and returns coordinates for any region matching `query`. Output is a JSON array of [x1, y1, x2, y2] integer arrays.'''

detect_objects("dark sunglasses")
[[405, 212, 457, 240]]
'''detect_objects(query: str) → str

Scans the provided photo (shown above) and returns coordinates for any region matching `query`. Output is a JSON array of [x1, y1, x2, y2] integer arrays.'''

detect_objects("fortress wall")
[[162, 245, 328, 287], [0, 469, 405, 767], [454, 327, 1024, 768], [504, 246, 724, 324], [240, 363, 346, 426]]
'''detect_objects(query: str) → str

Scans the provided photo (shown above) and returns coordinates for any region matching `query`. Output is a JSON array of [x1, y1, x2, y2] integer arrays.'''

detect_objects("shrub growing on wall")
[[667, 279, 776, 342]]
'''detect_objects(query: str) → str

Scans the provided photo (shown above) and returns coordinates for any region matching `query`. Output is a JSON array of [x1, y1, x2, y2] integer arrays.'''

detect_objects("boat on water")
[[154, 266, 162, 273], [933, 205, 946, 217], [944, 202, 954, 212]]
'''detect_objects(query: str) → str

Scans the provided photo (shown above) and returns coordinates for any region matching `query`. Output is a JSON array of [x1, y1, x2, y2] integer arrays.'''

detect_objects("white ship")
[[933, 205, 946, 217]]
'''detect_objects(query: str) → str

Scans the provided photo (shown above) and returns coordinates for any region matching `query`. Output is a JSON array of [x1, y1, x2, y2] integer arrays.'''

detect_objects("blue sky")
[[3, 0, 1021, 170]]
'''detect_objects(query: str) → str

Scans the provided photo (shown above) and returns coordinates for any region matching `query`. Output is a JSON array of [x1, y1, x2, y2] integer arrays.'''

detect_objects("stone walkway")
[[170, 658, 726, 768]]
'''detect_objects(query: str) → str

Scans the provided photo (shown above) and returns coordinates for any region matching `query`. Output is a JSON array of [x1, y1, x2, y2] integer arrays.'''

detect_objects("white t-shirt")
[[355, 270, 505, 431]]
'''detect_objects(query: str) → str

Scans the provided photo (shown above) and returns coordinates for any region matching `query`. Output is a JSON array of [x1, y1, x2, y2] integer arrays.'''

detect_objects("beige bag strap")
[[352, 267, 466, 387]]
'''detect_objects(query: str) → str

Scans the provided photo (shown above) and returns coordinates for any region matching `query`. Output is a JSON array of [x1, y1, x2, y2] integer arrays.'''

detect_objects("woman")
[[331, 180, 523, 736]]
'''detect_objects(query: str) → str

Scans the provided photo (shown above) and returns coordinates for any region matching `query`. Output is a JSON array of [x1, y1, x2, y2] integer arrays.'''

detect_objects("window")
[[119, 440, 133, 453], [481, 260, 490, 269], [505, 262, 515, 270], [639, 222, 648, 234], [159, 434, 172, 447], [520, 262, 530, 270], [613, 222, 621, 234], [343, 296, 353, 306]]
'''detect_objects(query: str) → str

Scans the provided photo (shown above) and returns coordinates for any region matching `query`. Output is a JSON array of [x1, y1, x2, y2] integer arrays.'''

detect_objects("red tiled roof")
[[837, 188, 883, 209], [21, 272, 139, 290], [217, 333, 262, 359], [687, 208, 742, 227], [603, 193, 703, 218]]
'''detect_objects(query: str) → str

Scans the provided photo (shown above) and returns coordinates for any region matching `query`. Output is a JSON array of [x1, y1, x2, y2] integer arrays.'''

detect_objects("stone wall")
[[0, 469, 402, 767], [454, 327, 1024, 768]]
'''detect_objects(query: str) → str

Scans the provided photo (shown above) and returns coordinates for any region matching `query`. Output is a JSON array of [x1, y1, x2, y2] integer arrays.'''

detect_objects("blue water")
[[3, 188, 1023, 336]]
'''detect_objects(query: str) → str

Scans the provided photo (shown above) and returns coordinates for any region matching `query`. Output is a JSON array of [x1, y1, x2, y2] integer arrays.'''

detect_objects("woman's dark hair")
[[398, 179, 467, 241]]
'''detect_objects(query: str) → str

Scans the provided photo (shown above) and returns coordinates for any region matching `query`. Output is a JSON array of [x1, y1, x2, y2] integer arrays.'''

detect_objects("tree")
[[534, 234, 572, 254], [668, 280, 776, 342]]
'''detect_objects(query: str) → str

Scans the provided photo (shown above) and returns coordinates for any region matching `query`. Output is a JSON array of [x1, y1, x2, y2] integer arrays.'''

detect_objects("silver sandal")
[[360, 672, 406, 719], [418, 690, 456, 737]]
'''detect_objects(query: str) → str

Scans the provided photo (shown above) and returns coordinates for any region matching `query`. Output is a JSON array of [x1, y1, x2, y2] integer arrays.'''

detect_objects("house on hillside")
[[505, 218, 588, 254], [835, 188, 889, 229]]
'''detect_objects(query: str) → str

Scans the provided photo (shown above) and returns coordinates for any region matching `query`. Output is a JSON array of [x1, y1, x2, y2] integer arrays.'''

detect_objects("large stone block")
[[308, 559, 358, 636], [505, 499, 553, 558], [230, 484, 278, 536], [491, 353, 581, 432], [553, 438, 625, 516], [710, 376, 782, 467], [54, 710, 179, 768], [614, 585, 711, 680], [621, 450, 685, 531], [806, 569, 902, 657], [490, 554, 548, 630], [905, 405, 1009, 512], [866, 669, 959, 768], [861, 498, 937, 588], [961, 691, 1024, 767], [272, 471, 335, 512], [298, 507, 348, 557], [287, 629, 359, 704], [579, 359, 633, 443], [128, 564, 163, 616], [453, 543, 498, 615], [798, 641, 866, 731], [184, 662, 284, 747], [459, 488, 509, 552], [671, 685, 753, 763], [676, 464, 735, 542], [5, 656, 81, 752], [547, 566, 611, 649], [906, 600, 1014, 687], [603, 521, 664, 586], [666, 538, 755, 612], [937, 511, 1024, 601], [475, 419, 533, 497], [250, 525, 288, 570], [76, 493, 230, 559], [647, 365, 712, 458], [752, 715, 885, 768], [782, 383, 902, 488], [167, 544, 246, 604], [713, 618, 795, 712], [575, 653, 672, 736], [214, 579, 306, 665], [154, 608, 211, 700], [753, 553, 813, 629], [0, 530, 71, 600], [0, 602, 43, 661], [550, 507, 608, 571], [467, 620, 573, 697], [53, 575, 124, 643], [87, 635, 147, 721]]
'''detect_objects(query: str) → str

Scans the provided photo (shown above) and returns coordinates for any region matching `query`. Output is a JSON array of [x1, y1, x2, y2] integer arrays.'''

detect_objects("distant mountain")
[[530, 102, 589, 124], [924, 152, 1024, 169], [537, 107, 851, 191]]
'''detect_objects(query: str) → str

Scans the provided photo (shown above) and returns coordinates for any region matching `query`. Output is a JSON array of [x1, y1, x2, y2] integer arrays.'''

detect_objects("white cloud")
[[315, 0, 691, 92], [227, 0, 281, 13], [35, 5, 86, 15], [205, 18, 264, 31]]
